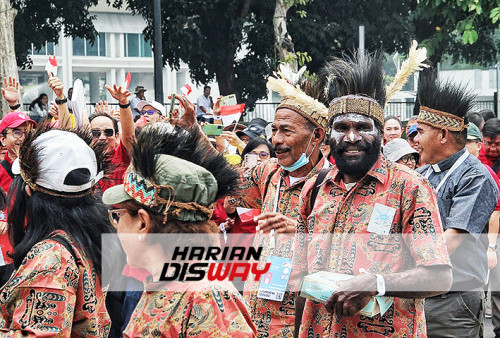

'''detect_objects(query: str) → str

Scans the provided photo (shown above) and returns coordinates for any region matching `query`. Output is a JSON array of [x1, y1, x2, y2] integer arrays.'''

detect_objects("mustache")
[[274, 145, 291, 153], [333, 140, 370, 153]]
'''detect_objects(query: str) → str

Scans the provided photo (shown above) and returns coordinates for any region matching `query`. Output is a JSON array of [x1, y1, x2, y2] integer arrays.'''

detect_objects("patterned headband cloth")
[[123, 169, 215, 222], [328, 95, 385, 125], [417, 106, 468, 132]]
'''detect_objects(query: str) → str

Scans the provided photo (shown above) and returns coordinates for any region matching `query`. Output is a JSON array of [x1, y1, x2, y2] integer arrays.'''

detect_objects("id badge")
[[257, 256, 292, 302], [367, 203, 396, 235]]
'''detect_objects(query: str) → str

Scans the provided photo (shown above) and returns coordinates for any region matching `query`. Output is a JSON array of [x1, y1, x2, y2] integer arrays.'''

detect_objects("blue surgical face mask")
[[280, 132, 317, 172]]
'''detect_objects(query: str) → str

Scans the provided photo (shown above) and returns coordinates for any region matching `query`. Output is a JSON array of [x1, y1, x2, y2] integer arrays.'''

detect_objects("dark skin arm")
[[294, 296, 306, 338], [325, 265, 451, 317]]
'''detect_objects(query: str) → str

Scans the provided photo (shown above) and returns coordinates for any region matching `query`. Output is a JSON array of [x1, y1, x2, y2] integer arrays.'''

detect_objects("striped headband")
[[417, 106, 468, 132]]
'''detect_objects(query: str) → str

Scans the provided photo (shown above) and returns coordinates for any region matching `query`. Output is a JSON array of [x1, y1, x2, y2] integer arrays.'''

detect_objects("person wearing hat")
[[225, 64, 329, 337], [383, 138, 419, 170], [0, 111, 36, 194], [414, 72, 498, 337], [102, 124, 256, 337], [135, 100, 167, 125], [293, 53, 451, 337], [130, 86, 147, 119], [0, 127, 115, 336], [236, 117, 268, 143]]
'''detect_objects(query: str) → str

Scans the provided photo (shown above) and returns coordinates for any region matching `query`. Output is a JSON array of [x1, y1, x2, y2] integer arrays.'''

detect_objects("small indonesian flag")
[[180, 84, 192, 96], [237, 208, 261, 224], [45, 55, 58, 76], [220, 103, 245, 127], [122, 72, 131, 90]]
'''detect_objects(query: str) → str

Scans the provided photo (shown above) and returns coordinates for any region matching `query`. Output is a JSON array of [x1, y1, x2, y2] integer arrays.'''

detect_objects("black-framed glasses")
[[141, 110, 159, 116], [108, 208, 127, 228], [91, 128, 114, 138], [249, 151, 270, 159], [399, 154, 417, 164]]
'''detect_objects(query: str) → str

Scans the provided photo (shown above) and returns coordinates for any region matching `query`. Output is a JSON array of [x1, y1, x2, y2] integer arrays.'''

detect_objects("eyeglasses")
[[249, 151, 270, 159], [108, 208, 127, 228], [91, 128, 114, 138], [4, 130, 27, 139], [140, 110, 160, 116], [399, 154, 417, 164]]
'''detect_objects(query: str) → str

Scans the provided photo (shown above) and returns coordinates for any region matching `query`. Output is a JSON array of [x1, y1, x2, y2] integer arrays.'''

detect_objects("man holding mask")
[[293, 54, 452, 337]]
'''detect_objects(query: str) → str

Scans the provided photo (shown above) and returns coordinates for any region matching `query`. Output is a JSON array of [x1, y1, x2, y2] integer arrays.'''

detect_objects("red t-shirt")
[[99, 142, 131, 193], [0, 153, 14, 196], [484, 164, 500, 211]]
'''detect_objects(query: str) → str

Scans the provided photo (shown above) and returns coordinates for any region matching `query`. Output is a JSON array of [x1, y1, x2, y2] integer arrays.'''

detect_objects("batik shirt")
[[0, 230, 110, 337], [227, 157, 328, 337], [123, 279, 256, 337], [294, 156, 451, 338]]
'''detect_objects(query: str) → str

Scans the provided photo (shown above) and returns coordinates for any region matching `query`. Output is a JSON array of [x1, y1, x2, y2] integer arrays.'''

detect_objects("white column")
[[105, 68, 116, 102]]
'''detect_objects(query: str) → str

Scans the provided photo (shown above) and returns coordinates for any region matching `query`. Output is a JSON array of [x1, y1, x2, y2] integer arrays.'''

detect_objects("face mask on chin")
[[280, 132, 317, 172]]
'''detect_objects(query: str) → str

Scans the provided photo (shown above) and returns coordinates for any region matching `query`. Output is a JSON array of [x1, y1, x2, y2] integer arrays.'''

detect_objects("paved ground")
[[486, 317, 495, 338]]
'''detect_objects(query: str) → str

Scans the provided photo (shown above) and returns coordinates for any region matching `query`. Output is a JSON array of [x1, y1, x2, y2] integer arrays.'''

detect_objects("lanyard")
[[269, 178, 282, 250], [425, 149, 469, 194]]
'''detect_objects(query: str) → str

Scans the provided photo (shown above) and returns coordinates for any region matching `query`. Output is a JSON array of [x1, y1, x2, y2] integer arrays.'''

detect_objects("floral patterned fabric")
[[294, 156, 451, 338], [0, 230, 110, 337], [227, 157, 328, 337], [123, 279, 256, 337]]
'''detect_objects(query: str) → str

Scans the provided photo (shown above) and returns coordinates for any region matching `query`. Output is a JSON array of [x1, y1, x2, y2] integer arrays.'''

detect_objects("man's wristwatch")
[[489, 243, 498, 252], [375, 274, 386, 296]]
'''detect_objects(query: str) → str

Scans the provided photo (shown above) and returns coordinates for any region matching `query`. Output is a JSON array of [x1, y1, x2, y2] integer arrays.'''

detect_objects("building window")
[[31, 42, 55, 56], [73, 33, 106, 57], [124, 33, 152, 57]]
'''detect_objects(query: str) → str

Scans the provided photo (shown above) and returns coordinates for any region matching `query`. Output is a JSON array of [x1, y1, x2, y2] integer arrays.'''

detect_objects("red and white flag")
[[237, 207, 261, 224], [122, 72, 131, 90], [180, 84, 192, 96], [45, 55, 58, 76], [220, 103, 245, 127]]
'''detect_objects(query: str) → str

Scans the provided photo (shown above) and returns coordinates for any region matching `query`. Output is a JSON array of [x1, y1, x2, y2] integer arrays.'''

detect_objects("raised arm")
[[105, 84, 134, 153], [47, 76, 72, 129]]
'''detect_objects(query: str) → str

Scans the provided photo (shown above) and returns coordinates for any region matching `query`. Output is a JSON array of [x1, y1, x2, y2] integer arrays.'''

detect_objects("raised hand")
[[48, 76, 64, 99], [2, 76, 20, 105], [94, 100, 115, 116], [105, 84, 131, 105], [169, 94, 196, 129]]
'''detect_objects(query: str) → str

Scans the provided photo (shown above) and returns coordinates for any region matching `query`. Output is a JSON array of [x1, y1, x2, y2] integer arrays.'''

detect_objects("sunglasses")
[[140, 110, 160, 116], [108, 208, 127, 228], [249, 151, 270, 159], [91, 128, 114, 138]]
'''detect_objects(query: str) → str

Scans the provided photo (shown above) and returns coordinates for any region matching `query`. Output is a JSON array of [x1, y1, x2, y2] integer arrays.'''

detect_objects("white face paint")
[[330, 113, 378, 144]]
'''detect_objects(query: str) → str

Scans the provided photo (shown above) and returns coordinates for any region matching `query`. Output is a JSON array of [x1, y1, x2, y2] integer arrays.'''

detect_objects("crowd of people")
[[0, 50, 496, 338]]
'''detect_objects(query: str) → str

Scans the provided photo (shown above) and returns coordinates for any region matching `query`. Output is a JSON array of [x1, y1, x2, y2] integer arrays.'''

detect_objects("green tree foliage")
[[410, 0, 500, 65], [288, 0, 414, 74], [109, 0, 275, 108], [12, 0, 99, 69]]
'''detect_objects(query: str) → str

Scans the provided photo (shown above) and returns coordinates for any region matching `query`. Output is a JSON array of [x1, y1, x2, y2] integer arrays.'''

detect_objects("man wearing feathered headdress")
[[225, 64, 330, 337], [414, 72, 498, 337], [292, 52, 452, 337]]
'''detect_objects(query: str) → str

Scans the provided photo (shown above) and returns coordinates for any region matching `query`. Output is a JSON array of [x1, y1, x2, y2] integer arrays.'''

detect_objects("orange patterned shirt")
[[227, 157, 328, 337], [0, 230, 110, 337], [294, 156, 451, 338], [123, 280, 256, 337]]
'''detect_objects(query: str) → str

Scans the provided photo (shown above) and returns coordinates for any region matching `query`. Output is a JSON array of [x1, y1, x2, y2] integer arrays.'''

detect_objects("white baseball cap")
[[136, 100, 166, 116], [12, 130, 103, 193]]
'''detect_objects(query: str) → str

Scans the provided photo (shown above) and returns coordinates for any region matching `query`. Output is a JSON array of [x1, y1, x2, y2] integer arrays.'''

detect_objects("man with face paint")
[[293, 54, 452, 337], [225, 64, 329, 337], [413, 73, 498, 337]]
